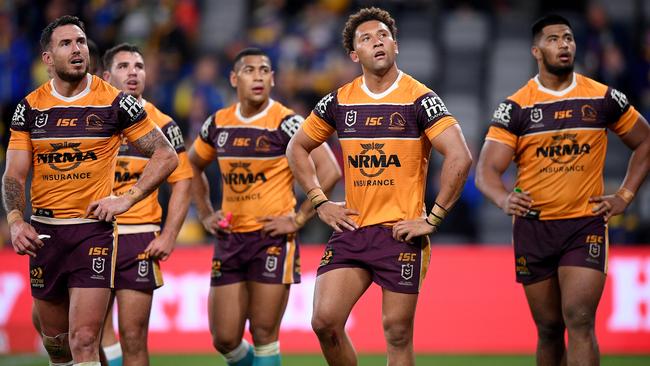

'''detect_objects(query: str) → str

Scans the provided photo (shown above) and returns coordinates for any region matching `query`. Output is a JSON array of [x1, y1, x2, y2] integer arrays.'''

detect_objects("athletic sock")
[[223, 339, 254, 366], [103, 342, 123, 366], [252, 341, 280, 366]]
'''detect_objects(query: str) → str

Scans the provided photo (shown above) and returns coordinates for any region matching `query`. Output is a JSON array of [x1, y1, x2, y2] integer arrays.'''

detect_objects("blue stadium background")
[[1, 0, 649, 247]]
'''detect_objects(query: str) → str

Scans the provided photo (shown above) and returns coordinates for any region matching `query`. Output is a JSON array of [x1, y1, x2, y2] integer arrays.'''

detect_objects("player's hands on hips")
[[589, 194, 627, 222], [392, 218, 436, 243], [201, 209, 230, 235], [316, 201, 359, 232], [86, 195, 133, 221], [501, 190, 533, 217], [258, 215, 298, 237], [9, 220, 44, 257], [145, 232, 175, 261]]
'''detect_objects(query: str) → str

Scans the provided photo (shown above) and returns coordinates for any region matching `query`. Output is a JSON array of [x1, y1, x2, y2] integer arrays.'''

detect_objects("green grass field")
[[1, 354, 649, 366]]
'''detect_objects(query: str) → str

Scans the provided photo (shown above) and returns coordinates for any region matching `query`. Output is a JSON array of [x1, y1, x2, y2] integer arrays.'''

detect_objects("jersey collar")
[[533, 72, 577, 97], [235, 99, 275, 123], [50, 73, 93, 102], [360, 70, 403, 100]]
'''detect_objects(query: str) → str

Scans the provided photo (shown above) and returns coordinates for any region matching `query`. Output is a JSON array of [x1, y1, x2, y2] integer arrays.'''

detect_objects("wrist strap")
[[7, 209, 24, 226], [307, 187, 328, 209], [616, 187, 634, 204], [294, 211, 307, 228], [426, 202, 448, 227]]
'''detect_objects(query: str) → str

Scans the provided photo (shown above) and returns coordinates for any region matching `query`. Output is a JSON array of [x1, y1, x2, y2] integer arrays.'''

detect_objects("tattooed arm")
[[2, 149, 44, 256], [87, 128, 179, 221]]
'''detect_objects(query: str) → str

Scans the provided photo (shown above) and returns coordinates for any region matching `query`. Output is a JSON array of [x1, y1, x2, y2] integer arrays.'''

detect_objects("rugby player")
[[286, 7, 472, 366], [2, 16, 178, 365], [475, 14, 650, 366], [99, 43, 193, 366], [189, 47, 341, 366]]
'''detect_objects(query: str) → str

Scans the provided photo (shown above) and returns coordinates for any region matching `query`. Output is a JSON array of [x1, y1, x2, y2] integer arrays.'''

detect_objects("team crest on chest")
[[35, 113, 49, 128], [345, 110, 357, 127], [217, 131, 229, 147], [530, 108, 543, 123]]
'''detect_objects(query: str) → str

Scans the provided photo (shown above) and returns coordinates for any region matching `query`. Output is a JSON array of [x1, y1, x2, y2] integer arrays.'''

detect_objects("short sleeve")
[[312, 92, 337, 128], [8, 99, 33, 150], [484, 99, 522, 149], [192, 115, 218, 161], [278, 114, 304, 143], [160, 120, 187, 153], [604, 87, 639, 136], [301, 113, 336, 144]]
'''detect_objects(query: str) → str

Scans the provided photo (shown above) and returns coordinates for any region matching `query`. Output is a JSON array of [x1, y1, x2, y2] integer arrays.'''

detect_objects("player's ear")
[[229, 70, 237, 88], [531, 45, 540, 61], [102, 71, 111, 82], [394, 42, 399, 55], [271, 71, 275, 87], [41, 51, 53, 66], [349, 50, 359, 63]]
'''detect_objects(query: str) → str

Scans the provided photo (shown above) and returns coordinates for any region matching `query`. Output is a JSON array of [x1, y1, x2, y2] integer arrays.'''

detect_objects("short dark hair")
[[103, 43, 143, 71], [233, 47, 270, 70], [40, 15, 86, 51], [342, 7, 397, 54], [87, 39, 101, 75], [532, 14, 572, 43]]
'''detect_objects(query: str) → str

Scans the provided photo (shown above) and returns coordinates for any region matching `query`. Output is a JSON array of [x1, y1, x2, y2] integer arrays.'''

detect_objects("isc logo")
[[365, 117, 383, 126], [88, 247, 109, 256], [554, 110, 573, 119], [398, 253, 417, 262], [233, 138, 250, 147], [56, 118, 78, 126]]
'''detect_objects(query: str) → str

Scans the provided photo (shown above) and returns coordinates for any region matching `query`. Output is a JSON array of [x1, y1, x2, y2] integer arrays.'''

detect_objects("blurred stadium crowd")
[[1, 0, 649, 246]]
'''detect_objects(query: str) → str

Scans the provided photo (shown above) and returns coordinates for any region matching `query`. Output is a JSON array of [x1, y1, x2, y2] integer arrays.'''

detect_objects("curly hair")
[[342, 7, 397, 54]]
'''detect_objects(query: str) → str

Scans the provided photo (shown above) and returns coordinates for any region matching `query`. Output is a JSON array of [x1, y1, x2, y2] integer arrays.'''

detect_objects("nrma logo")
[[536, 133, 590, 164], [37, 142, 97, 172], [222, 162, 267, 193], [347, 142, 401, 177]]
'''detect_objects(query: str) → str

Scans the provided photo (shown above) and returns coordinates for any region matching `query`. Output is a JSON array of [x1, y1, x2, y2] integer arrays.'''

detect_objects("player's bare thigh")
[[247, 282, 290, 344], [208, 282, 248, 352]]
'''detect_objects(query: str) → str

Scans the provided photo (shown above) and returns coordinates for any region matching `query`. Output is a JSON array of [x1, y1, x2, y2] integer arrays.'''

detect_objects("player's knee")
[[42, 332, 72, 362], [535, 320, 565, 342], [383, 320, 413, 348], [68, 325, 99, 355], [212, 333, 242, 354], [249, 324, 277, 345], [311, 313, 340, 340], [563, 304, 595, 331], [119, 326, 147, 355]]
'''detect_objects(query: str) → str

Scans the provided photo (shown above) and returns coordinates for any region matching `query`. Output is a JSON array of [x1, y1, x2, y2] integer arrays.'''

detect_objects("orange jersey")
[[192, 100, 302, 232], [114, 100, 193, 226], [486, 73, 640, 220], [8, 74, 156, 220], [301, 71, 458, 227]]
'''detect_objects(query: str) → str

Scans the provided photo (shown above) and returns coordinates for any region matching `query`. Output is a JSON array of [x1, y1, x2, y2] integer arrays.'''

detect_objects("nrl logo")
[[138, 260, 149, 277], [401, 263, 414, 280], [217, 131, 229, 147], [92, 257, 105, 274], [345, 110, 357, 127], [265, 256, 278, 272]]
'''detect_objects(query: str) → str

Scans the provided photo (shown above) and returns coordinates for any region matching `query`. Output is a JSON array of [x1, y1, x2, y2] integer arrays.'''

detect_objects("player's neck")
[[362, 64, 399, 94], [537, 69, 574, 91], [239, 98, 269, 118], [52, 74, 90, 98]]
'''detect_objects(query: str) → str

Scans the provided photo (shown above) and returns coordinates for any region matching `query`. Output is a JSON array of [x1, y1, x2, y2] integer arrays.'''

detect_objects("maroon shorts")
[[211, 231, 300, 286], [30, 220, 116, 300], [114, 232, 163, 291], [513, 215, 608, 285], [317, 225, 431, 294]]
